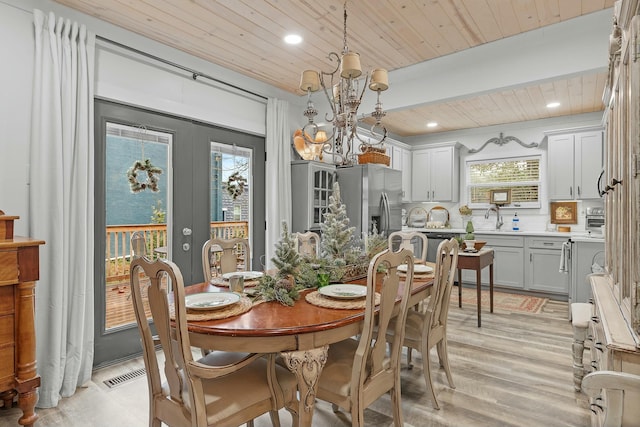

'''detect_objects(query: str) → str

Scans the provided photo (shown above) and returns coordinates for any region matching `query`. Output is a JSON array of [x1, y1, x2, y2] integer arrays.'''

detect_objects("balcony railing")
[[105, 221, 249, 283]]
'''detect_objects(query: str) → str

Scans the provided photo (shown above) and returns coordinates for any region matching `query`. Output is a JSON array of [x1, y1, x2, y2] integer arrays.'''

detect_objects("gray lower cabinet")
[[461, 234, 570, 297], [525, 237, 569, 294], [461, 234, 524, 289]]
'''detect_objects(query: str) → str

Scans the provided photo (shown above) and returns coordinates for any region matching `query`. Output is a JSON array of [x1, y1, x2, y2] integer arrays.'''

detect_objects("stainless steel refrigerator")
[[335, 164, 402, 237]]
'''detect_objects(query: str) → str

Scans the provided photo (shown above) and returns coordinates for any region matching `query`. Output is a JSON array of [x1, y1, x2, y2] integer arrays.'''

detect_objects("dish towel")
[[559, 241, 570, 273]]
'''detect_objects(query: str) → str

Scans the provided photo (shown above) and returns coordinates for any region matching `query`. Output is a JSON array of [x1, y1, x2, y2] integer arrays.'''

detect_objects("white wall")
[[0, 0, 304, 235]]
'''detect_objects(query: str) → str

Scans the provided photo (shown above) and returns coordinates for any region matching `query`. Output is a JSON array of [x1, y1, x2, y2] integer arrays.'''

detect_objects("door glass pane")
[[208, 143, 252, 276], [105, 123, 171, 330]]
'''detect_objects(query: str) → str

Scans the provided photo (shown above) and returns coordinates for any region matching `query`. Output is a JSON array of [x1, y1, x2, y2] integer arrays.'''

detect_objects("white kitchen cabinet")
[[547, 128, 603, 200], [389, 144, 412, 202], [524, 237, 569, 294], [411, 143, 459, 202], [290, 160, 335, 233]]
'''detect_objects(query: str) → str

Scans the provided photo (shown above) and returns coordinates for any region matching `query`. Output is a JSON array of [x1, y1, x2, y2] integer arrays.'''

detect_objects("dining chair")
[[388, 230, 429, 366], [387, 237, 459, 410], [293, 231, 320, 258], [202, 237, 250, 281], [129, 256, 299, 427], [315, 248, 415, 427], [388, 230, 428, 263]]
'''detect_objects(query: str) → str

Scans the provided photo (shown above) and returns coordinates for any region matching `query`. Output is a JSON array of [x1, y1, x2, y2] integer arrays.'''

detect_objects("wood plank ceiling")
[[53, 0, 613, 137]]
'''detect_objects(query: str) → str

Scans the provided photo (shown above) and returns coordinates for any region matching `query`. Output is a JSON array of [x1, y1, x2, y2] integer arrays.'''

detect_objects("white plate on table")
[[319, 284, 367, 300], [397, 264, 434, 274], [221, 271, 264, 281], [185, 292, 240, 311]]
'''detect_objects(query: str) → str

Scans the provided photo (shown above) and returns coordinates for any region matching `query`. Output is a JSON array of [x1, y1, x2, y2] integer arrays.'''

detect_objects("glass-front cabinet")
[[291, 160, 336, 233]]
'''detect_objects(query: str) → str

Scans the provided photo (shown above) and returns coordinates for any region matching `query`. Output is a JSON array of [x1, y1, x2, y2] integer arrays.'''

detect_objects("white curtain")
[[30, 9, 95, 408], [265, 98, 292, 267]]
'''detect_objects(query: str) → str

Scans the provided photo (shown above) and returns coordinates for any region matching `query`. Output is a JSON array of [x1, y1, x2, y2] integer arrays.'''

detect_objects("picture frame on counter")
[[550, 201, 578, 224]]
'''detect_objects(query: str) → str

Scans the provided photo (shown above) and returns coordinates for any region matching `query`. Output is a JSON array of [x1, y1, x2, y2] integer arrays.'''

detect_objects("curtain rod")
[[96, 35, 267, 101]]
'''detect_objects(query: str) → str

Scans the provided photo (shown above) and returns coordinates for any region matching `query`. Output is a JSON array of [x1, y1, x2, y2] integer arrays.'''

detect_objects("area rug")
[[451, 286, 548, 314]]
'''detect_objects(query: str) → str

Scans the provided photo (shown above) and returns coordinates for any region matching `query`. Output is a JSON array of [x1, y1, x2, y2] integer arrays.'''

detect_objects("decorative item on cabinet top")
[[467, 132, 539, 153], [357, 145, 390, 166]]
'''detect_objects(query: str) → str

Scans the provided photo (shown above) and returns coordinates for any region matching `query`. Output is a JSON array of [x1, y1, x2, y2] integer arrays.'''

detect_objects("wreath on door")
[[126, 158, 163, 193], [226, 171, 247, 200]]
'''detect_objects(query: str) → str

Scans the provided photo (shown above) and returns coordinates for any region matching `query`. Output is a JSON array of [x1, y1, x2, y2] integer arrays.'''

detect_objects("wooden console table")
[[0, 213, 44, 427], [457, 247, 494, 327]]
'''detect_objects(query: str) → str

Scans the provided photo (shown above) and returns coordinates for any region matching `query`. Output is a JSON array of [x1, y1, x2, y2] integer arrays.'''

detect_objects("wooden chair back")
[[202, 237, 250, 281], [388, 231, 428, 262], [129, 256, 299, 426], [426, 238, 459, 330], [294, 231, 320, 258], [358, 248, 415, 405]]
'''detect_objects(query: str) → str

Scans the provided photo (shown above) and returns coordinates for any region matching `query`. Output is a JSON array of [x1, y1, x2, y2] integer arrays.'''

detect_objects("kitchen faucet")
[[485, 205, 504, 230]]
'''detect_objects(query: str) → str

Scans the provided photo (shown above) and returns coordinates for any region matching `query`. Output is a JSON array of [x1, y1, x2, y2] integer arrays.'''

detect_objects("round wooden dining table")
[[183, 274, 434, 426]]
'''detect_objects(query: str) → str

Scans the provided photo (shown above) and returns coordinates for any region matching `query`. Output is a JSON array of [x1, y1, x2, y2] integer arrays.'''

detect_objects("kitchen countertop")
[[402, 226, 605, 242]]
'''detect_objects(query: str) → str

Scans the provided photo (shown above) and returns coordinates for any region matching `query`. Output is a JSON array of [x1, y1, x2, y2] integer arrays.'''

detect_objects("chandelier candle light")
[[297, 1, 390, 166]]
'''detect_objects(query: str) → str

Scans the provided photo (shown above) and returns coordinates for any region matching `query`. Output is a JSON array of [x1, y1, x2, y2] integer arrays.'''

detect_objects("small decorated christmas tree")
[[320, 181, 355, 261], [271, 221, 300, 277], [257, 221, 301, 306]]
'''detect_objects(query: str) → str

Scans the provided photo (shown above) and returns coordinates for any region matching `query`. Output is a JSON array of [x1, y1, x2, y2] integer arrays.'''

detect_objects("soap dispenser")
[[512, 212, 520, 231]]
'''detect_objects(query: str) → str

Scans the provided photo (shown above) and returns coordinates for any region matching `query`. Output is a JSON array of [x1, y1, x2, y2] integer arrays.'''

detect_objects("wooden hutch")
[[0, 212, 44, 427], [586, 1, 640, 426]]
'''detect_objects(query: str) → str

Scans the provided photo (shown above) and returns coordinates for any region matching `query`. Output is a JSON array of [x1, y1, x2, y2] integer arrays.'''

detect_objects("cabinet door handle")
[[577, 186, 581, 196], [594, 342, 604, 352], [530, 253, 532, 262], [591, 316, 599, 323], [543, 242, 554, 246], [569, 186, 573, 196], [431, 190, 434, 200]]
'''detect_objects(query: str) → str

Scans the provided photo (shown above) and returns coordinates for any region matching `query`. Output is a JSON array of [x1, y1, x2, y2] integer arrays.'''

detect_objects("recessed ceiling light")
[[546, 102, 560, 108], [427, 122, 438, 128], [284, 34, 302, 45]]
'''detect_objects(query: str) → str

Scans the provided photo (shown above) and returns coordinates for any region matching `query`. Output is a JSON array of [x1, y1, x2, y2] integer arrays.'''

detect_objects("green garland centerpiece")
[[126, 158, 162, 193], [256, 221, 303, 306]]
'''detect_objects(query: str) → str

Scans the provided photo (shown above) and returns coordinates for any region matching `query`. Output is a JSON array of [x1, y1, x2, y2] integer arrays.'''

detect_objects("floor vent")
[[103, 367, 146, 388]]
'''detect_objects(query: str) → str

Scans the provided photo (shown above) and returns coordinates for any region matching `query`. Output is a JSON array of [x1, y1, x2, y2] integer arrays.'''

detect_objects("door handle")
[[182, 243, 190, 251], [182, 227, 192, 236]]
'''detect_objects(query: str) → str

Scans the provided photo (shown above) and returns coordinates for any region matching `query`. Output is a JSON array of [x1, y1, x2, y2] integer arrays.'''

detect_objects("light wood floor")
[[0, 298, 591, 427]]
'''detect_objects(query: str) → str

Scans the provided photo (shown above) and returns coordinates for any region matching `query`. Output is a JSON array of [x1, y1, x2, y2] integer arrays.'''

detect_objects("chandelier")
[[296, 1, 389, 166]]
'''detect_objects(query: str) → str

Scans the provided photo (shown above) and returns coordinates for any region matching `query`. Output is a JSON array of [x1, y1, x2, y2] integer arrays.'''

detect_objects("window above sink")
[[466, 155, 541, 209]]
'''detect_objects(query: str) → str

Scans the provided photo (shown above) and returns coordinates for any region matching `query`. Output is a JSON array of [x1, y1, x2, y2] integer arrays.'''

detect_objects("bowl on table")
[[463, 240, 486, 251]]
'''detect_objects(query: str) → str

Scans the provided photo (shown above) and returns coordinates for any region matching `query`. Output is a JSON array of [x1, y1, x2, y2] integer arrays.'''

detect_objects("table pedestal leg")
[[281, 346, 328, 426]]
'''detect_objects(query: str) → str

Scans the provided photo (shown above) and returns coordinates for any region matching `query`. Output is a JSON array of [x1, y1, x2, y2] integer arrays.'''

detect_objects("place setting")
[[306, 284, 380, 309], [170, 289, 254, 321], [397, 262, 435, 279]]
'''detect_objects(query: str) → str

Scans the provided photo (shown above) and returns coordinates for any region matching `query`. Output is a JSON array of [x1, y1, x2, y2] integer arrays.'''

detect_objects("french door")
[[93, 99, 265, 366]]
